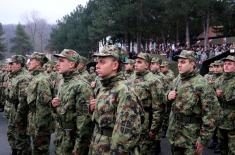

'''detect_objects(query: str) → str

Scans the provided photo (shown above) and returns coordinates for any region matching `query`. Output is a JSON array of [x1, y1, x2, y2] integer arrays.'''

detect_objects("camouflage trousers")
[[170, 145, 198, 155], [7, 106, 16, 150], [54, 129, 76, 155], [31, 134, 50, 155], [140, 134, 161, 155], [218, 128, 235, 155], [4, 101, 12, 120], [89, 131, 140, 155]]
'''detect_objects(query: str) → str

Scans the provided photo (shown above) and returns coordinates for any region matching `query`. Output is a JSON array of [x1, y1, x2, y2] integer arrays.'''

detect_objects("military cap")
[[123, 58, 135, 64], [222, 55, 235, 62], [54, 49, 80, 63], [136, 52, 152, 63], [79, 56, 88, 65], [176, 50, 196, 61], [151, 56, 161, 64], [160, 61, 169, 67], [28, 52, 49, 64], [93, 45, 121, 60], [9, 55, 26, 65], [213, 60, 223, 66], [209, 62, 215, 67]]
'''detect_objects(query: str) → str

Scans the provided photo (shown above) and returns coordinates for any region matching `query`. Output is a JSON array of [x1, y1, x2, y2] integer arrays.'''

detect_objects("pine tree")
[[11, 23, 33, 55]]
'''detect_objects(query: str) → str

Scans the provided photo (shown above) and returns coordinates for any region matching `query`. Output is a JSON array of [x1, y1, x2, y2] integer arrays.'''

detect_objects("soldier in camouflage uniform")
[[89, 45, 143, 155], [8, 55, 31, 155], [26, 52, 53, 155], [204, 62, 216, 84], [52, 49, 93, 155], [215, 55, 235, 155], [77, 55, 92, 83], [167, 50, 221, 155], [150, 56, 165, 82], [123, 58, 135, 79], [132, 52, 164, 155], [160, 61, 175, 82]]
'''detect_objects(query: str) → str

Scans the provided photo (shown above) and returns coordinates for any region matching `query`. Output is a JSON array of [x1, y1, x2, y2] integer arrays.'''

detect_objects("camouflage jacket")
[[92, 73, 143, 152], [55, 71, 92, 152], [167, 71, 221, 147], [215, 72, 235, 130], [131, 70, 164, 133], [78, 68, 92, 83], [8, 68, 30, 130], [27, 69, 53, 135]]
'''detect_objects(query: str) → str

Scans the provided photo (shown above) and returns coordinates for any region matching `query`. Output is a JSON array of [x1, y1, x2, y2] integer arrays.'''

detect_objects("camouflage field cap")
[[93, 45, 121, 60], [123, 58, 135, 64], [213, 60, 223, 66], [28, 52, 49, 64], [54, 49, 80, 63], [209, 62, 215, 67], [222, 55, 235, 62], [9, 55, 26, 65], [151, 56, 161, 64], [176, 50, 196, 61], [79, 56, 88, 65], [160, 61, 169, 67], [136, 52, 152, 63]]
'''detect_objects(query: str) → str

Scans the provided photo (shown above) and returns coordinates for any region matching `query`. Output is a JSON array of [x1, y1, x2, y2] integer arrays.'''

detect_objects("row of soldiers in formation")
[[0, 45, 234, 155]]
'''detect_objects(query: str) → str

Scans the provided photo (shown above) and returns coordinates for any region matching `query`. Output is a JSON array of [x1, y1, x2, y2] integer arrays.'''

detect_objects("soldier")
[[160, 61, 175, 82], [89, 45, 143, 155], [167, 50, 221, 155], [150, 56, 165, 81], [8, 55, 31, 155], [26, 52, 53, 155], [204, 62, 216, 84], [215, 55, 235, 155], [52, 49, 93, 155], [123, 58, 135, 79], [132, 52, 164, 155], [77, 55, 92, 83]]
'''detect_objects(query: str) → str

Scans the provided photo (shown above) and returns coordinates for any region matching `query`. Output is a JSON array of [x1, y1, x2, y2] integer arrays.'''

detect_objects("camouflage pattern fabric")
[[54, 71, 93, 155], [167, 70, 221, 155], [27, 69, 53, 155], [215, 72, 235, 155], [89, 73, 143, 155], [129, 70, 164, 155]]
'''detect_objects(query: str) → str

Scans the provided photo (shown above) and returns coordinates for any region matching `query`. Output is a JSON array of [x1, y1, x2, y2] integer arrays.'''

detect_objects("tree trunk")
[[204, 12, 209, 51], [176, 21, 179, 44], [137, 33, 142, 53], [185, 20, 190, 48]]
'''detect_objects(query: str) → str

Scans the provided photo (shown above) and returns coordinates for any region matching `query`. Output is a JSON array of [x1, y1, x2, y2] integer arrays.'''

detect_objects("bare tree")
[[21, 10, 52, 52]]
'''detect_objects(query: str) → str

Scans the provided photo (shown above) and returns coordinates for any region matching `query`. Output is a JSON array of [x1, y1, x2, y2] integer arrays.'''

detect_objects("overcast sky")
[[0, 0, 88, 24]]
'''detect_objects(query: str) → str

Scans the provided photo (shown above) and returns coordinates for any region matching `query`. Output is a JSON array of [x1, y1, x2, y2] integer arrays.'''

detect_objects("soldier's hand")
[[52, 97, 60, 107], [149, 131, 156, 140], [216, 89, 222, 97], [91, 81, 96, 88], [168, 91, 177, 101], [195, 140, 204, 155], [72, 150, 80, 155], [89, 98, 96, 111]]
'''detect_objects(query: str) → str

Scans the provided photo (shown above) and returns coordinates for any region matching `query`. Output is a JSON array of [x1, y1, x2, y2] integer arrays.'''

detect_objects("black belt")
[[144, 106, 152, 112], [97, 127, 113, 137], [174, 113, 201, 124]]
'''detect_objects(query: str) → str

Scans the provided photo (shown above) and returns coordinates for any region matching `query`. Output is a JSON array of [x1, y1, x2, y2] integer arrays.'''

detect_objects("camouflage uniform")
[[53, 49, 93, 155], [89, 45, 143, 155], [78, 56, 93, 83], [215, 55, 235, 155], [167, 50, 221, 155], [131, 53, 164, 155], [123, 58, 135, 79], [26, 52, 53, 155], [7, 55, 31, 155]]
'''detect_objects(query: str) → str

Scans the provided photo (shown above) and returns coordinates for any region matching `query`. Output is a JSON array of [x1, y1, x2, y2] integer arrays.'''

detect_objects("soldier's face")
[[135, 58, 149, 73], [178, 58, 194, 74], [160, 66, 168, 73], [150, 63, 160, 72], [27, 59, 41, 71], [57, 57, 75, 74], [209, 66, 214, 73], [223, 61, 235, 73], [214, 65, 223, 74], [125, 63, 134, 71], [96, 57, 118, 78], [10, 62, 21, 73]]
